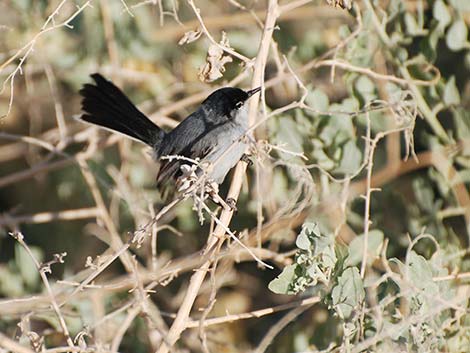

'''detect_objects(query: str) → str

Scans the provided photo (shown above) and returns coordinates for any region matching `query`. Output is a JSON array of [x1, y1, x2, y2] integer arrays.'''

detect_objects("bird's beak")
[[247, 86, 262, 98]]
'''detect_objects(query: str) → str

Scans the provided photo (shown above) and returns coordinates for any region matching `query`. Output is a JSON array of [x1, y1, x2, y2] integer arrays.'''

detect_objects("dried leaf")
[[178, 28, 202, 45], [198, 32, 233, 82], [326, 0, 352, 10]]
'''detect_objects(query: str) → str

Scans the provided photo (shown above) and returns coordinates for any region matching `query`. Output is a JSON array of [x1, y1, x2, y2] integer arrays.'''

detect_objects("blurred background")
[[1, 0, 470, 352]]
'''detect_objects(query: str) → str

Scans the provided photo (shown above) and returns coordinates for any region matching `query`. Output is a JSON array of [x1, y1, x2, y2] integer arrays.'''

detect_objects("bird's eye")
[[235, 101, 244, 109]]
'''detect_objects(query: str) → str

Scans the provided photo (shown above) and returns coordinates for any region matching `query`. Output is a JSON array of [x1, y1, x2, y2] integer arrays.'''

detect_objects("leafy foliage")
[[269, 223, 336, 294]]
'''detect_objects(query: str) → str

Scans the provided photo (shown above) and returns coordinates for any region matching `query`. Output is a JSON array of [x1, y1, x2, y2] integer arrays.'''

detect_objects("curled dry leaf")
[[178, 28, 202, 45], [176, 163, 198, 192], [85, 255, 99, 270], [326, 0, 352, 10], [198, 31, 233, 82]]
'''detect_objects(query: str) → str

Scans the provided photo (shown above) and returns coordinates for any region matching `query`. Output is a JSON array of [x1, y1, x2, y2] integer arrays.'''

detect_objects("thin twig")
[[10, 232, 74, 348], [254, 304, 313, 353], [187, 296, 320, 328]]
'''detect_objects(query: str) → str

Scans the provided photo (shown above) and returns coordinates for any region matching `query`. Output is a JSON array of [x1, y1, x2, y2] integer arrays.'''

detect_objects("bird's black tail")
[[79, 73, 165, 147]]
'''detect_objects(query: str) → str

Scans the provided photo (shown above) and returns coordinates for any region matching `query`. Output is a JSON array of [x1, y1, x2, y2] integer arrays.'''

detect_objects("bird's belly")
[[205, 138, 247, 184]]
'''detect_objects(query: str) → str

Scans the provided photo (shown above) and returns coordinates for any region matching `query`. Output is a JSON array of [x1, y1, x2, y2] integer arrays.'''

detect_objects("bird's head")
[[201, 86, 261, 124]]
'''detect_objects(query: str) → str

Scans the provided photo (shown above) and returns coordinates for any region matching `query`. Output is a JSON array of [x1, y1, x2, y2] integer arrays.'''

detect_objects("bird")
[[78, 73, 260, 205]]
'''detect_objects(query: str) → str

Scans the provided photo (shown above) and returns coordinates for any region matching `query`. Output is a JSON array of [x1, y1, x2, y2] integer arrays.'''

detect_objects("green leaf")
[[341, 97, 360, 112], [269, 223, 337, 295], [306, 88, 329, 112], [446, 20, 469, 51], [354, 75, 376, 105], [413, 177, 435, 213], [420, 26, 442, 62], [331, 267, 365, 319], [311, 140, 336, 170], [452, 107, 470, 139], [335, 140, 362, 174], [408, 251, 434, 287], [404, 13, 421, 35], [274, 117, 304, 161], [433, 0, 451, 29], [15, 243, 42, 288], [388, 0, 404, 18], [346, 230, 384, 266], [268, 264, 296, 294], [385, 82, 403, 102], [396, 48, 409, 62], [449, 0, 470, 11], [443, 76, 461, 106], [0, 268, 24, 297], [296, 228, 313, 250], [407, 252, 439, 302], [295, 222, 319, 250], [355, 75, 375, 95], [319, 114, 355, 147]]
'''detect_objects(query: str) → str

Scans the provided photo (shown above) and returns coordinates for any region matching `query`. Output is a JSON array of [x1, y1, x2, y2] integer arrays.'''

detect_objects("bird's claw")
[[226, 198, 238, 213], [241, 154, 253, 166]]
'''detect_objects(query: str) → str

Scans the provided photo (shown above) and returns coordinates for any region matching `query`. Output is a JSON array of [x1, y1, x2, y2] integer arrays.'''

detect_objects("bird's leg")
[[215, 194, 237, 213], [225, 197, 238, 212], [206, 181, 235, 212], [240, 153, 253, 166]]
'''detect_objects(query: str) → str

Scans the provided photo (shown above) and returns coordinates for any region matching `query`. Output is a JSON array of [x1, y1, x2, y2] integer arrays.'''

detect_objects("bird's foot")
[[204, 181, 237, 212], [241, 153, 253, 166], [226, 197, 238, 213]]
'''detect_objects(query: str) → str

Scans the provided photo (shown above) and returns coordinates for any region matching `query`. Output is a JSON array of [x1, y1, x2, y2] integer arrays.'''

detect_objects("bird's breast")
[[205, 123, 248, 184]]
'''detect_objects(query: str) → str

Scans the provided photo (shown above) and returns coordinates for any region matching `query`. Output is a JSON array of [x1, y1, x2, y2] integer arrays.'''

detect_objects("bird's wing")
[[156, 140, 215, 187], [155, 111, 217, 186]]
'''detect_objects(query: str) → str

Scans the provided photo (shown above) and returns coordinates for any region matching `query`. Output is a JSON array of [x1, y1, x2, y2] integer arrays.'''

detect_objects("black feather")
[[79, 73, 164, 147]]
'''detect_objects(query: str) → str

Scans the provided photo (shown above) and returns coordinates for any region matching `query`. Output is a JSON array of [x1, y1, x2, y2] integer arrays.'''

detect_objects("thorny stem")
[[10, 232, 74, 348], [361, 0, 449, 143], [0, 1, 92, 119], [360, 114, 375, 278]]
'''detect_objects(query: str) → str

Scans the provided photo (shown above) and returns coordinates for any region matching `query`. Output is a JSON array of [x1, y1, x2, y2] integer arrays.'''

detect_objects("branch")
[[155, 1, 280, 352], [0, 207, 100, 226], [186, 296, 320, 328]]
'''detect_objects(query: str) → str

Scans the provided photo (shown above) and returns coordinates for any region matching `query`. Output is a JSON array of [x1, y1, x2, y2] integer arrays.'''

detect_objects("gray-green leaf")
[[404, 13, 421, 35], [15, 243, 42, 288], [335, 140, 362, 175], [296, 223, 319, 250], [331, 267, 365, 319], [433, 0, 451, 29], [306, 88, 329, 112], [446, 20, 469, 51], [274, 117, 304, 161], [443, 76, 461, 106], [268, 264, 297, 294], [449, 0, 470, 12], [346, 230, 384, 267], [407, 251, 434, 288]]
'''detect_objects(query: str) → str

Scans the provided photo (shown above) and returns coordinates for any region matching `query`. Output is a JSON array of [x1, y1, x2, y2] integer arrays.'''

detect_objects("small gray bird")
[[79, 73, 260, 195]]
